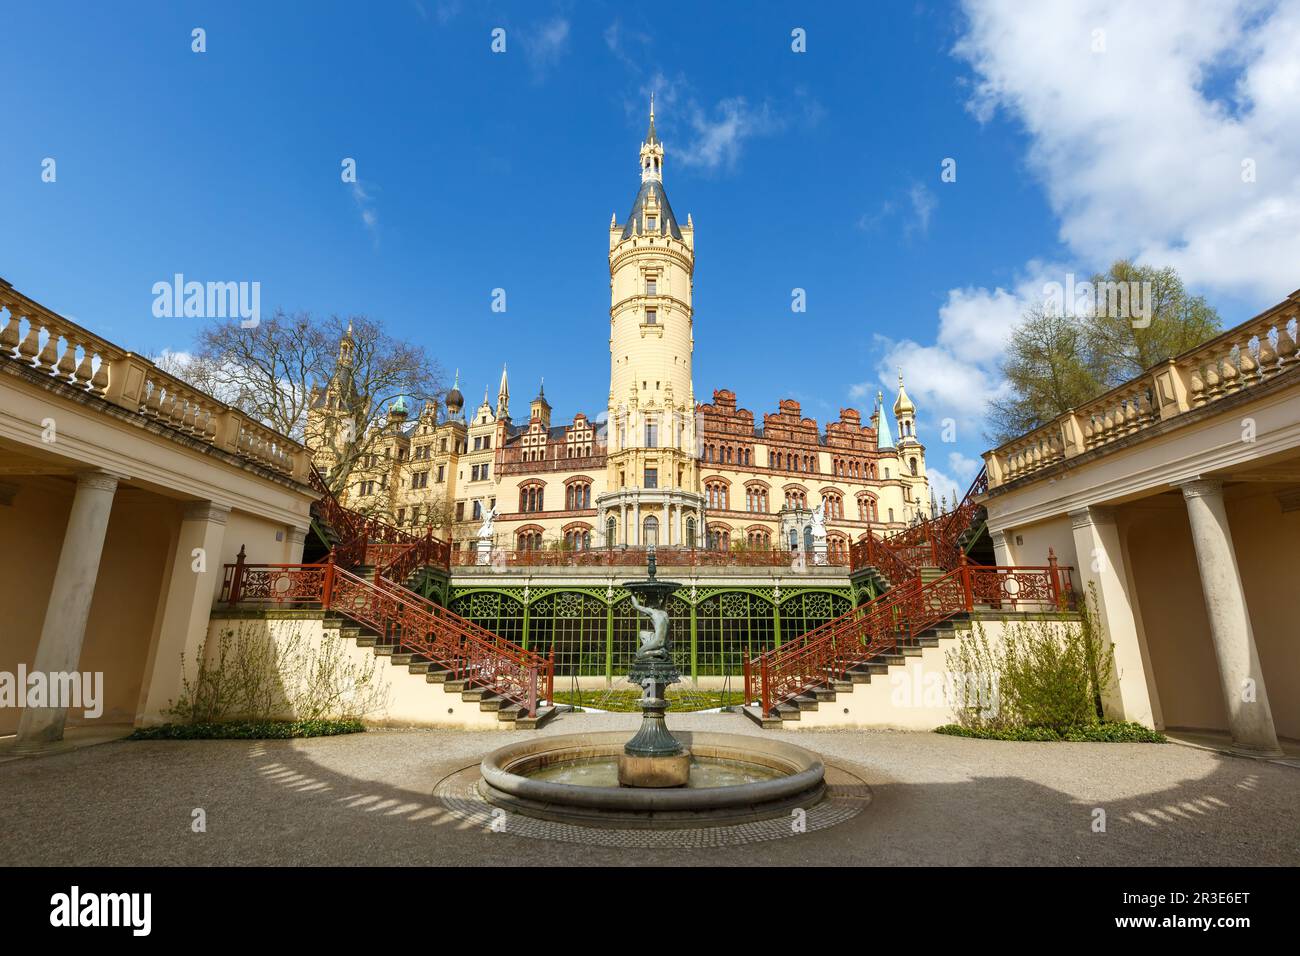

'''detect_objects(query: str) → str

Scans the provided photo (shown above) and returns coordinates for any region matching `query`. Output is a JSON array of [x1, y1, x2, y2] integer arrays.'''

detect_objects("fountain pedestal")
[[619, 658, 690, 788]]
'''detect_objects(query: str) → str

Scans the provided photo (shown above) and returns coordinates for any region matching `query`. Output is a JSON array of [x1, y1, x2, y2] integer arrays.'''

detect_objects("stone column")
[[286, 525, 308, 563], [135, 502, 230, 726], [1179, 480, 1281, 756], [633, 499, 641, 546], [989, 528, 1013, 566], [1069, 506, 1160, 727], [15, 471, 119, 748]]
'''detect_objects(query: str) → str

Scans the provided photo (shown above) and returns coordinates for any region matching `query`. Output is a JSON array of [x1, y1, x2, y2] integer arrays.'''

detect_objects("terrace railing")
[[0, 281, 309, 481], [985, 293, 1300, 488], [450, 545, 852, 568]]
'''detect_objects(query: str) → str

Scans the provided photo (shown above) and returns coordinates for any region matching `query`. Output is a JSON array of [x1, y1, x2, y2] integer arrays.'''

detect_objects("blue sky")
[[4, 1, 1297, 498]]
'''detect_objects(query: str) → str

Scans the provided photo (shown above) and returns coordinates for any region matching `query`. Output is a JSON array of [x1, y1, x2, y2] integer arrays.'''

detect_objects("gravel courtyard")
[[2, 712, 1295, 866]]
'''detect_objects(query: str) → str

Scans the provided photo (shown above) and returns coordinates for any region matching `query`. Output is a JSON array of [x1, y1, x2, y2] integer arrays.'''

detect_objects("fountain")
[[479, 546, 827, 828]]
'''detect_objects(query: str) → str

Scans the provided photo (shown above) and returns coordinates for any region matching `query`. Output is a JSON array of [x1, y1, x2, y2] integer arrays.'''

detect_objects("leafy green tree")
[[987, 304, 1098, 444], [1084, 260, 1221, 388]]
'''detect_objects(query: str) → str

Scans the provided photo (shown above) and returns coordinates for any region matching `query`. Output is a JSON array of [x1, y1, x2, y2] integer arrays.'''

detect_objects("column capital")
[[988, 527, 1009, 543], [1178, 478, 1224, 500], [1068, 505, 1112, 530], [76, 470, 120, 494], [183, 501, 231, 524]]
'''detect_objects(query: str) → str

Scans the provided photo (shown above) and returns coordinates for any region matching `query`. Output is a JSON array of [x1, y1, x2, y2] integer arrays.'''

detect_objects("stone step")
[[741, 705, 784, 730], [899, 645, 924, 657], [495, 702, 524, 721], [830, 680, 854, 694], [776, 703, 802, 721], [513, 706, 558, 730], [812, 687, 838, 702], [424, 670, 454, 684], [460, 686, 494, 703], [793, 693, 819, 711], [355, 636, 378, 648]]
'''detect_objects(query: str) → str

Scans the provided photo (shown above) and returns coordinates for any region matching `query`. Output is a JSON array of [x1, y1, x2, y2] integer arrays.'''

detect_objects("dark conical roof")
[[620, 180, 682, 240]]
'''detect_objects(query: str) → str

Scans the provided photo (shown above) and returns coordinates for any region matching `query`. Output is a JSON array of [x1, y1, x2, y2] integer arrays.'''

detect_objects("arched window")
[[909, 457, 918, 477], [686, 517, 697, 548], [643, 515, 659, 547], [606, 516, 617, 548]]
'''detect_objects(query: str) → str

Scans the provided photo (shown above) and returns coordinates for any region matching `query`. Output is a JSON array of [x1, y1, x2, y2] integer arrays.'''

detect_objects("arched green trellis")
[[447, 584, 852, 680]]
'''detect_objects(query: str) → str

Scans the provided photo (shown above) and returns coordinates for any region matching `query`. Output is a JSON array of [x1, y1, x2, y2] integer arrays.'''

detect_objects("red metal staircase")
[[746, 467, 1073, 720], [221, 466, 553, 720]]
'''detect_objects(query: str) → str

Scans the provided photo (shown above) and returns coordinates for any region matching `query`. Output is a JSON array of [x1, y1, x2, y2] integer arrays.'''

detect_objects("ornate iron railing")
[[221, 553, 551, 715], [309, 464, 451, 575]]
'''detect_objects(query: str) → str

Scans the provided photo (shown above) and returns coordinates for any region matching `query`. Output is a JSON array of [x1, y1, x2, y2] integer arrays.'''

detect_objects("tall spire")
[[496, 363, 510, 419], [875, 390, 895, 449], [639, 95, 664, 185]]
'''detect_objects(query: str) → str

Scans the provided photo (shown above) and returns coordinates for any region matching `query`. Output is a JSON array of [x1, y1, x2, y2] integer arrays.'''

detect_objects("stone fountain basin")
[[479, 731, 826, 828]]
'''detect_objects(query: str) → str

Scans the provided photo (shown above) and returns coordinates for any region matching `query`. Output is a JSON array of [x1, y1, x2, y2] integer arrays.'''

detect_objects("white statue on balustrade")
[[811, 497, 829, 566], [475, 502, 499, 567]]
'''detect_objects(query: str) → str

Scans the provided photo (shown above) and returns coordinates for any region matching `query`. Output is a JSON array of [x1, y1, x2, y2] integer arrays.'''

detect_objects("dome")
[[893, 372, 915, 417], [445, 369, 464, 411], [390, 395, 409, 417]]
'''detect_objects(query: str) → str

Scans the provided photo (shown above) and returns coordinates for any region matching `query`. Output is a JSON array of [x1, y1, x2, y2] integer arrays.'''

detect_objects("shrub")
[[943, 586, 1129, 740], [935, 722, 1165, 743], [131, 719, 364, 740], [165, 622, 386, 726]]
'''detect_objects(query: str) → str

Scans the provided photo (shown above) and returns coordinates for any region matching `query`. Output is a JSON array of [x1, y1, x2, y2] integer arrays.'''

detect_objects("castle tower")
[[597, 98, 705, 549], [893, 369, 928, 500]]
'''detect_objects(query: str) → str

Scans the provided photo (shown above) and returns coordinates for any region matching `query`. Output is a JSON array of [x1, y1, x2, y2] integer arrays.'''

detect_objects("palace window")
[[517, 530, 543, 551], [645, 309, 657, 325], [707, 528, 730, 551], [888, 508, 895, 523], [397, 508, 406, 525], [437, 465, 445, 482], [686, 517, 697, 548], [472, 500, 482, 520], [646, 217, 657, 231], [858, 496, 878, 521], [645, 416, 658, 447], [644, 467, 658, 489], [747, 528, 771, 548], [909, 457, 918, 477], [646, 278, 657, 295], [564, 528, 591, 550], [607, 517, 618, 547], [520, 484, 545, 513], [411, 471, 429, 490], [706, 481, 729, 510], [784, 489, 807, 510], [566, 481, 592, 510], [746, 487, 768, 513], [643, 515, 659, 547], [455, 502, 464, 521], [823, 493, 843, 519]]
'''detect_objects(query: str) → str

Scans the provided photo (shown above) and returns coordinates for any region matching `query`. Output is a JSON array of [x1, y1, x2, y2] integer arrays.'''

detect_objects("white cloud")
[[634, 71, 818, 174], [351, 181, 379, 243], [858, 264, 1062, 443], [955, 0, 1300, 300], [907, 183, 937, 237], [524, 17, 570, 77]]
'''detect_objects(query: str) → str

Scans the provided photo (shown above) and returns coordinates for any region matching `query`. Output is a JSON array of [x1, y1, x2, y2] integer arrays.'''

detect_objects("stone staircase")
[[741, 615, 971, 729], [326, 616, 558, 729]]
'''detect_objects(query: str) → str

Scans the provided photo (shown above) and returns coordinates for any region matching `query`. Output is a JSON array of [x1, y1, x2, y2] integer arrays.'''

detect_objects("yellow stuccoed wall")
[[788, 616, 1083, 731], [201, 616, 503, 730]]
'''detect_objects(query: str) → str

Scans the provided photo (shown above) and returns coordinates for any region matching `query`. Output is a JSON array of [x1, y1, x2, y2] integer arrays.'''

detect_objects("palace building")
[[308, 103, 933, 557]]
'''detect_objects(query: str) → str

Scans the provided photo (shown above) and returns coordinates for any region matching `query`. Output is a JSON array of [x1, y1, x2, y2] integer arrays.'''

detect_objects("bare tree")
[[162, 310, 442, 492]]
